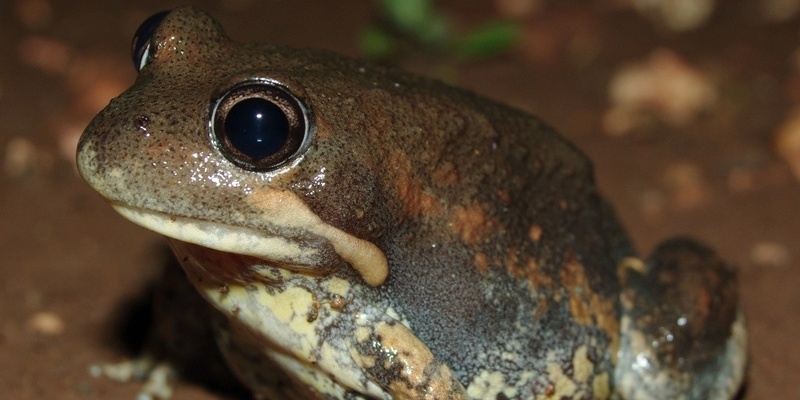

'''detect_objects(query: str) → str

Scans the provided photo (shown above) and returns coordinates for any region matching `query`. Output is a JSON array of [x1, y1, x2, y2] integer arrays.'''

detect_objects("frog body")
[[77, 8, 746, 400]]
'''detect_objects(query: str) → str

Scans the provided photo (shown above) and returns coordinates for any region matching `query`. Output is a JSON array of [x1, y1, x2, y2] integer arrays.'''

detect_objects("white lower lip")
[[111, 203, 308, 265]]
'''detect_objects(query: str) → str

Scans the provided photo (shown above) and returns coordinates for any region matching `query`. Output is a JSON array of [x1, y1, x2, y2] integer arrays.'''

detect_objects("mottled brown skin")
[[77, 7, 746, 399]]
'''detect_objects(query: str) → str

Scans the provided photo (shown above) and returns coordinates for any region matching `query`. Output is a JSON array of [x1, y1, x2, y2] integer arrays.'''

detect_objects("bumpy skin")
[[77, 7, 746, 399]]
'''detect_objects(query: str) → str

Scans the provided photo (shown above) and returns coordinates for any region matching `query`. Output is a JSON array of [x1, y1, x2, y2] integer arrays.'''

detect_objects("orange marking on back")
[[449, 202, 494, 245], [390, 150, 440, 217]]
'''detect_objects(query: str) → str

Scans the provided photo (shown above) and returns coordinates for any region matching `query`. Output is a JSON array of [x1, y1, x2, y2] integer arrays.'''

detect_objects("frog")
[[76, 7, 746, 400]]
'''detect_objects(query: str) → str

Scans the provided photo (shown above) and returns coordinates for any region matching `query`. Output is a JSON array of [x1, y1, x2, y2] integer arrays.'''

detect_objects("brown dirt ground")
[[1, 0, 798, 399]]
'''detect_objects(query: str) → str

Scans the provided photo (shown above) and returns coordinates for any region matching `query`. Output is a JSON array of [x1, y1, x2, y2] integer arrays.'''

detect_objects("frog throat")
[[110, 201, 388, 286]]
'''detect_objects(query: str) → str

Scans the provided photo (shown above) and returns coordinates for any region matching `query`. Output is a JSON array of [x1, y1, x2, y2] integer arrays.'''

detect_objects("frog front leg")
[[614, 238, 747, 399], [213, 302, 468, 400], [237, 312, 467, 400], [174, 240, 466, 399], [350, 315, 467, 400], [220, 291, 467, 400]]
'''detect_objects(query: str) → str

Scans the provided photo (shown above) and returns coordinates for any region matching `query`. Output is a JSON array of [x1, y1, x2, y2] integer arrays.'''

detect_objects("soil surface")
[[1, 1, 799, 399]]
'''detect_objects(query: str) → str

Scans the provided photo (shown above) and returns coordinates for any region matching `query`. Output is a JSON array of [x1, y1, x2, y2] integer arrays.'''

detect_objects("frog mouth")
[[109, 199, 388, 286], [112, 203, 332, 268]]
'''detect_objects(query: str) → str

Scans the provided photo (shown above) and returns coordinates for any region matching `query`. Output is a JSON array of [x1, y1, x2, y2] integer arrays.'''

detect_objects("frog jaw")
[[110, 191, 389, 286], [112, 203, 339, 275]]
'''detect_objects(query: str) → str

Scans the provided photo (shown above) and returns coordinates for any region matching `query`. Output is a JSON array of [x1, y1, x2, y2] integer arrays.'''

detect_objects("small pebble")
[[3, 137, 48, 177], [26, 311, 65, 336], [603, 49, 716, 136], [774, 107, 800, 182], [750, 241, 791, 267], [623, 0, 716, 31]]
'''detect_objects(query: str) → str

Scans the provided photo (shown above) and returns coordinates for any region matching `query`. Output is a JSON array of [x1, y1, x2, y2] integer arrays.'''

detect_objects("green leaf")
[[359, 27, 396, 59], [456, 21, 520, 61], [377, 0, 432, 32], [415, 14, 449, 47]]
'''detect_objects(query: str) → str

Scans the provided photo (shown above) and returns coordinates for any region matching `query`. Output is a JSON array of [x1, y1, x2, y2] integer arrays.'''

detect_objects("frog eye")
[[211, 82, 311, 171], [131, 10, 170, 71]]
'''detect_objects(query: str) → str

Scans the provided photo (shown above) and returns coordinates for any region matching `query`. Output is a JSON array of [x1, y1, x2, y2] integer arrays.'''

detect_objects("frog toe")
[[615, 238, 747, 399]]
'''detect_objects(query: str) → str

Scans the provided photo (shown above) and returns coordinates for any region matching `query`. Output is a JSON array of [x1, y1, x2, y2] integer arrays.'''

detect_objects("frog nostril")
[[133, 115, 150, 134], [211, 80, 312, 171]]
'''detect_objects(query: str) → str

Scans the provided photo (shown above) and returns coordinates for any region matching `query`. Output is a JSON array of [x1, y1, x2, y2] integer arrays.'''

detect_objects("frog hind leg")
[[614, 237, 747, 400]]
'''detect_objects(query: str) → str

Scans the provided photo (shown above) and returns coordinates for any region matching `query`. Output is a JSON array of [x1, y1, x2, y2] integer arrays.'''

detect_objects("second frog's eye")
[[211, 81, 312, 171], [131, 10, 170, 71]]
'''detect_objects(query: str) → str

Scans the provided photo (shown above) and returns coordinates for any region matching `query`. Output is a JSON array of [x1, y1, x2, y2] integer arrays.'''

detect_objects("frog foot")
[[89, 354, 176, 400], [615, 238, 747, 399]]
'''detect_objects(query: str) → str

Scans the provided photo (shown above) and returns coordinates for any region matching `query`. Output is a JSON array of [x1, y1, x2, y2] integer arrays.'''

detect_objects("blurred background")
[[1, 0, 798, 398]]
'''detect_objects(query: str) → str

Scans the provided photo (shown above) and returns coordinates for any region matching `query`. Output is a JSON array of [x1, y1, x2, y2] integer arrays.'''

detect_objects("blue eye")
[[131, 10, 170, 71], [212, 82, 311, 171]]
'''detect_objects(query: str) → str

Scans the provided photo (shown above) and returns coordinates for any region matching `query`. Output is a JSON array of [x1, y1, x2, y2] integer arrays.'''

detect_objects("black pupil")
[[224, 98, 290, 159]]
